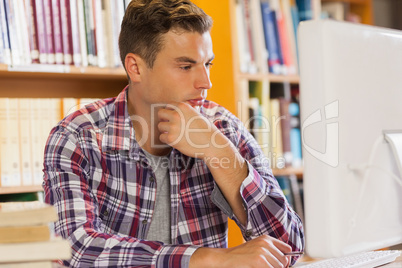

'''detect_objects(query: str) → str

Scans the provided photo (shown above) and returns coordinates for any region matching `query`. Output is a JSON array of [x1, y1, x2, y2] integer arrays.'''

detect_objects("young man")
[[43, 0, 304, 267]]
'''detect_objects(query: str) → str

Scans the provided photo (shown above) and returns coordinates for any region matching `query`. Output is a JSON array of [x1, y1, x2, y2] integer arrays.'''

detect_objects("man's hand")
[[157, 102, 229, 159], [189, 235, 292, 268]]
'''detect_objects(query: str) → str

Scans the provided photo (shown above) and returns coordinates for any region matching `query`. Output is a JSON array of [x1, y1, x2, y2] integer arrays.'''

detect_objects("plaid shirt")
[[43, 87, 304, 267]]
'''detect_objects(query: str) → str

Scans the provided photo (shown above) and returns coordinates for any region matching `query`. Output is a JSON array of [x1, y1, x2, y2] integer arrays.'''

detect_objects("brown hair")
[[119, 0, 213, 69]]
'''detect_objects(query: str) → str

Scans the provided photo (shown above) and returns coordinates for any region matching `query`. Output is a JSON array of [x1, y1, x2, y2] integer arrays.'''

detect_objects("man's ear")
[[125, 53, 144, 83]]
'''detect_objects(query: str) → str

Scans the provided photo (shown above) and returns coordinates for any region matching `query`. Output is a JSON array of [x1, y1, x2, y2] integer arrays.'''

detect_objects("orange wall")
[[193, 0, 244, 248], [193, 0, 237, 115]]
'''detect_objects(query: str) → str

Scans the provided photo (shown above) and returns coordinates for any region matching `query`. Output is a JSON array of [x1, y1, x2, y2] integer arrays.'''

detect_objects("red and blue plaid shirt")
[[43, 87, 304, 267]]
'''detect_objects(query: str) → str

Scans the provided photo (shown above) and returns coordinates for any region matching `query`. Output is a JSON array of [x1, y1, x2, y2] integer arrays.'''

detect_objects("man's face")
[[136, 30, 214, 110]]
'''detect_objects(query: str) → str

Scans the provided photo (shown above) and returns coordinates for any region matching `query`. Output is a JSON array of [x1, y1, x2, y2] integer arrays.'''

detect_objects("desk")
[[295, 252, 402, 267]]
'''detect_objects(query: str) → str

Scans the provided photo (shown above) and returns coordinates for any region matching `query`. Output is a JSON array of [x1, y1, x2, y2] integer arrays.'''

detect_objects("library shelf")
[[0, 64, 128, 98], [0, 185, 43, 195]]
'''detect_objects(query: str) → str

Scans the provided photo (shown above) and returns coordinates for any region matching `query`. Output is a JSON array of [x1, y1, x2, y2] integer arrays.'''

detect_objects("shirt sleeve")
[[43, 128, 199, 268], [213, 113, 305, 265]]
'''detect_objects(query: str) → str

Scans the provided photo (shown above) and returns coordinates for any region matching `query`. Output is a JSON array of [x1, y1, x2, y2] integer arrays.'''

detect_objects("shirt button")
[[142, 219, 148, 225], [245, 230, 253, 237], [103, 210, 109, 217], [149, 177, 155, 183]]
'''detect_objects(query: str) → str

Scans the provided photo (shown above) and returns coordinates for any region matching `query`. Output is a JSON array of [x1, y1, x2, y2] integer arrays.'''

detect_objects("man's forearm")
[[203, 141, 249, 226]]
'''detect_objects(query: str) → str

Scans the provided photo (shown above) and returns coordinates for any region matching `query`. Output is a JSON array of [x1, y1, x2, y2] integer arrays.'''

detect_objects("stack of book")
[[0, 201, 70, 267]]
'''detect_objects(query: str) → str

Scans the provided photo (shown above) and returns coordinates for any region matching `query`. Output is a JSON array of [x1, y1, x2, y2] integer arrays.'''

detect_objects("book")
[[14, 0, 31, 65], [51, 0, 64, 64], [0, 201, 58, 227], [29, 99, 44, 185], [0, 237, 71, 263], [240, 0, 258, 73], [249, 80, 270, 157], [69, 0, 81, 66], [0, 0, 11, 64], [94, 0, 106, 68], [250, 0, 268, 73], [280, 0, 298, 74], [6, 99, 21, 186], [276, 176, 294, 207], [289, 102, 302, 167], [76, 0, 88, 67], [18, 99, 33, 186], [83, 0, 96, 66], [33, 0, 48, 64], [60, 0, 73, 65], [25, 0, 40, 63], [43, 0, 55, 64], [4, 0, 22, 66], [0, 224, 51, 243], [279, 98, 293, 166], [260, 1, 283, 75], [295, 0, 313, 21], [270, 98, 284, 168]]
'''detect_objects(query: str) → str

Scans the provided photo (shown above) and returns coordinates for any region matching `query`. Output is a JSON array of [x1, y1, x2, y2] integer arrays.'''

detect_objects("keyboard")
[[300, 250, 401, 268]]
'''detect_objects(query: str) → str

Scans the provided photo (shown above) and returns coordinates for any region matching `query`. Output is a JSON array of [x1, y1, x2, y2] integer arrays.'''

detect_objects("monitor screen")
[[298, 19, 402, 258]]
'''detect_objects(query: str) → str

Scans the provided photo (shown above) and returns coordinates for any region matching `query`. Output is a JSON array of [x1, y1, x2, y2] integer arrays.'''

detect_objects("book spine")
[[289, 101, 302, 168], [250, 0, 268, 73], [279, 98, 293, 166], [4, 0, 22, 66], [295, 0, 312, 21], [241, 0, 257, 74], [0, 0, 11, 65], [83, 0, 94, 65], [69, 0, 81, 66], [52, 0, 64, 64], [18, 99, 33, 186], [76, 0, 88, 67], [281, 0, 298, 74], [276, 6, 291, 75], [15, 0, 32, 65], [90, 0, 97, 66], [0, 1, 6, 64], [7, 98, 21, 186], [43, 0, 55, 64], [33, 0, 47, 64], [261, 2, 281, 75], [94, 0, 105, 67], [103, 0, 113, 67], [0, 98, 8, 186], [113, 1, 124, 67], [29, 99, 43, 185], [25, 0, 40, 63], [276, 176, 295, 208], [60, 0, 73, 65], [235, 1, 250, 73]]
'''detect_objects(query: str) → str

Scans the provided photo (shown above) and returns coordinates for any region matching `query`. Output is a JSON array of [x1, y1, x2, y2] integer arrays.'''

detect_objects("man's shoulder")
[[57, 97, 117, 135]]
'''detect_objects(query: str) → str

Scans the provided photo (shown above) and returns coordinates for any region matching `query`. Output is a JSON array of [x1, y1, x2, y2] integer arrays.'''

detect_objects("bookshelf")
[[229, 0, 373, 175], [0, 64, 127, 98]]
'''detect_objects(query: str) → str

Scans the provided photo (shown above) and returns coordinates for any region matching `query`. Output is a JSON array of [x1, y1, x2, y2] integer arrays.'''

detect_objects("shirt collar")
[[101, 86, 201, 168], [102, 86, 142, 159]]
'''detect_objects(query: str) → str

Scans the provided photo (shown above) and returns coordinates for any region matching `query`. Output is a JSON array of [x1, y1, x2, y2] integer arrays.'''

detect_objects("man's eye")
[[180, 66, 191, 70], [206, 62, 214, 69]]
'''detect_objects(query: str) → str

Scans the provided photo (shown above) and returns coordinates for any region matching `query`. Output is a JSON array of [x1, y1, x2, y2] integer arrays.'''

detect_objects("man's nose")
[[195, 66, 212, 90]]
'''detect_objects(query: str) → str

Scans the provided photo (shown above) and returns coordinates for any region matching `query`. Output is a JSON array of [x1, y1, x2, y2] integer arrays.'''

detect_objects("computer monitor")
[[298, 19, 402, 258]]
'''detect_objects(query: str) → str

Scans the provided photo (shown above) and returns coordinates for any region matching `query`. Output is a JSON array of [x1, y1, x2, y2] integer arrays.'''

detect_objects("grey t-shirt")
[[143, 150, 171, 244]]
